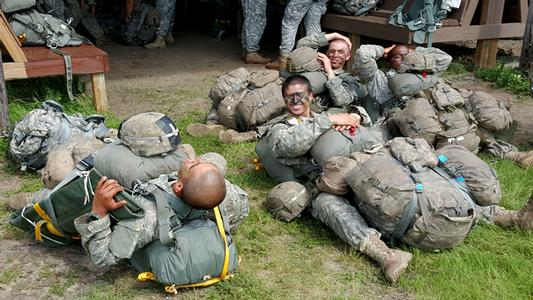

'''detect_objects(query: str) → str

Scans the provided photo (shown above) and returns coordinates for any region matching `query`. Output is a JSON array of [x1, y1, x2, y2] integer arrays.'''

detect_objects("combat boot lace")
[[493, 190, 533, 230], [360, 233, 412, 284], [245, 52, 271, 64], [144, 35, 166, 49], [503, 150, 533, 168], [266, 54, 288, 71], [186, 123, 224, 137], [219, 129, 257, 144]]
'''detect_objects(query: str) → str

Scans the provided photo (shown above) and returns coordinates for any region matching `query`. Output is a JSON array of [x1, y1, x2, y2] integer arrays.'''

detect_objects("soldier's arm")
[[295, 32, 329, 49], [325, 74, 361, 107], [352, 45, 385, 83], [269, 114, 332, 158]]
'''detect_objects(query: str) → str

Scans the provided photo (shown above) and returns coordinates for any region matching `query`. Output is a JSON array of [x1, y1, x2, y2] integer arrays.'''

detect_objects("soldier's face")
[[284, 83, 312, 117], [327, 40, 351, 69]]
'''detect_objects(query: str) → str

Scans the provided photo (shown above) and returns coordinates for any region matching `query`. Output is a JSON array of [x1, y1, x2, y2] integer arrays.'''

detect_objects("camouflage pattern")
[[316, 156, 358, 195], [331, 0, 380, 16], [155, 0, 176, 37], [75, 172, 249, 266], [387, 137, 438, 169], [241, 0, 267, 52], [311, 192, 379, 249], [398, 47, 452, 75], [265, 181, 311, 222], [466, 91, 513, 132], [353, 45, 395, 105], [63, 0, 104, 41], [279, 0, 327, 55], [286, 47, 322, 73], [118, 112, 181, 157]]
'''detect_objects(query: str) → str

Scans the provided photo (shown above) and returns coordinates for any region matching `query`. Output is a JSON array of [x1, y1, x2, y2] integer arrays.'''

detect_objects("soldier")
[[74, 155, 248, 270], [286, 32, 363, 109], [266, 0, 328, 70], [144, 0, 176, 49], [63, 0, 106, 44], [241, 0, 271, 64]]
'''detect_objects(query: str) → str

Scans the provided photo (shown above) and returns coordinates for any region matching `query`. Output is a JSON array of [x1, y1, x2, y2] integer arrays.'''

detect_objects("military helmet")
[[286, 46, 322, 73], [118, 112, 181, 157], [264, 181, 311, 222]]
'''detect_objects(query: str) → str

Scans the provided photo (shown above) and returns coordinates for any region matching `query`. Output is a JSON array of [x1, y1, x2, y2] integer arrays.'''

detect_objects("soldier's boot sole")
[[219, 130, 257, 144], [245, 52, 271, 64], [186, 123, 224, 137], [383, 250, 412, 284]]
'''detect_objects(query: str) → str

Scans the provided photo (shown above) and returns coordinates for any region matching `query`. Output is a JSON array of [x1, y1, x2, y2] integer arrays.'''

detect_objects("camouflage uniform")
[[63, 0, 104, 42], [353, 45, 452, 105], [74, 174, 249, 266], [279, 0, 328, 55], [296, 32, 363, 107], [155, 0, 176, 37], [241, 0, 267, 52]]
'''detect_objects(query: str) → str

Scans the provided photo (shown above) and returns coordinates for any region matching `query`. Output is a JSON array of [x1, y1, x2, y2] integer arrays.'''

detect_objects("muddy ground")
[[1, 33, 532, 299]]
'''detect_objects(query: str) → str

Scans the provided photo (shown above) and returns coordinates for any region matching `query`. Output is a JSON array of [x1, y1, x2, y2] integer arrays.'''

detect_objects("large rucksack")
[[346, 137, 476, 249], [121, 0, 159, 46], [9, 162, 144, 247], [331, 0, 380, 16], [9, 101, 109, 171], [209, 67, 250, 105], [464, 91, 513, 132], [234, 82, 285, 131], [388, 0, 461, 46]]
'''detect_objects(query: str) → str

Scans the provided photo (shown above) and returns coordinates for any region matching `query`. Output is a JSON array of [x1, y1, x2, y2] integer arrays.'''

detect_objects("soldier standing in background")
[[241, 0, 271, 64], [144, 0, 176, 49], [266, 0, 328, 70]]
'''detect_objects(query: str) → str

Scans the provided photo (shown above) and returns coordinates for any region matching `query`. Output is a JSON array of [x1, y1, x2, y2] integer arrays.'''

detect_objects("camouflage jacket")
[[74, 174, 249, 267], [296, 32, 362, 107]]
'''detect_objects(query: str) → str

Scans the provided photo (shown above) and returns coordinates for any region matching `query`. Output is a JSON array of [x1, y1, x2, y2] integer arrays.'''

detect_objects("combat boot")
[[493, 191, 533, 230], [245, 52, 271, 64], [360, 233, 412, 284], [219, 129, 257, 144], [503, 150, 533, 168], [165, 34, 175, 45], [144, 35, 166, 49], [186, 123, 224, 137], [266, 54, 288, 71]]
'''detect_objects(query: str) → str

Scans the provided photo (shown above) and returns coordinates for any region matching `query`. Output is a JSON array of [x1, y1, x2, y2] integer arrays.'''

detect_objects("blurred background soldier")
[[145, 0, 176, 49]]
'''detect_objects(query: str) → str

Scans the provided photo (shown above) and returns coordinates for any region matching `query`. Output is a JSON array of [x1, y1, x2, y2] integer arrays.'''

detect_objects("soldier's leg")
[[255, 139, 296, 183], [241, 0, 270, 63], [311, 193, 411, 283], [475, 191, 533, 230], [79, 9, 105, 42], [155, 0, 176, 37], [303, 0, 326, 36]]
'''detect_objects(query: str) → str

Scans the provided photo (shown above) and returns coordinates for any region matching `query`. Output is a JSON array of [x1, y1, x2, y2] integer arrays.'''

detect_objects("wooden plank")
[[474, 0, 505, 68], [519, 0, 528, 23], [3, 62, 28, 80], [0, 50, 9, 134], [346, 34, 360, 73], [91, 73, 108, 112], [0, 11, 27, 62], [461, 0, 479, 26]]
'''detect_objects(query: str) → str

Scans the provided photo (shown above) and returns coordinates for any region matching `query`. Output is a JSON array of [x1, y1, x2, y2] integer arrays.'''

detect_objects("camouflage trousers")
[[156, 0, 176, 37], [311, 193, 380, 250], [64, 0, 104, 41], [241, 0, 267, 52], [280, 0, 327, 55]]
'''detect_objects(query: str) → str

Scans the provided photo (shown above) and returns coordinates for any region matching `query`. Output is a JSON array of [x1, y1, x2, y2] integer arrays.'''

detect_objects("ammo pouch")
[[346, 139, 476, 249], [9, 161, 144, 247]]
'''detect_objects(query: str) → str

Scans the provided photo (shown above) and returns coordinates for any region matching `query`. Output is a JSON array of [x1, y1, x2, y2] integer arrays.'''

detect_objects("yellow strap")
[[137, 206, 232, 292], [33, 203, 81, 240]]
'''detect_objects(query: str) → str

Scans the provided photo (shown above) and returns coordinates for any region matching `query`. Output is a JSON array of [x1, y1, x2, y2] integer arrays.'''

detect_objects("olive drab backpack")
[[388, 0, 461, 46], [121, 0, 160, 46], [9, 101, 109, 171], [8, 159, 144, 247], [331, 0, 380, 16], [346, 137, 476, 249]]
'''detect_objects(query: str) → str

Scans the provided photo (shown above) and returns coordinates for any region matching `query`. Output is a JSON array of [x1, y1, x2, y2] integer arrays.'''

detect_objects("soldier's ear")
[[173, 180, 184, 196]]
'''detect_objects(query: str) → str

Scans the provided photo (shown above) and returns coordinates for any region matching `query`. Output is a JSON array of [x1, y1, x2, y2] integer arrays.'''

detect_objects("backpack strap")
[[152, 184, 181, 247], [50, 48, 74, 100]]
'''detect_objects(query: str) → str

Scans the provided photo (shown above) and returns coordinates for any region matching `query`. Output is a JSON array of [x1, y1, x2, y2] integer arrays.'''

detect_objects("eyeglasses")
[[284, 92, 309, 105]]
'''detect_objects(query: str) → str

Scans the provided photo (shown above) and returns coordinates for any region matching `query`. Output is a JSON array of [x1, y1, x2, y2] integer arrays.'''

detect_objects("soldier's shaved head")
[[387, 45, 409, 70]]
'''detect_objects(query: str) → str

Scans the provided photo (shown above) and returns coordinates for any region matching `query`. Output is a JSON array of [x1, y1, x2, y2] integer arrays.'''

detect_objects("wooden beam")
[[3, 62, 28, 80], [91, 73, 108, 112], [0, 11, 27, 63], [460, 0, 479, 26], [519, 0, 528, 23], [346, 34, 360, 73], [0, 50, 10, 134], [474, 0, 505, 68]]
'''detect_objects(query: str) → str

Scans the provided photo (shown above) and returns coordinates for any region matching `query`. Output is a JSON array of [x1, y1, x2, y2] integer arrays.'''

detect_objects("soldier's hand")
[[383, 45, 397, 58], [317, 53, 335, 79], [92, 177, 126, 218], [328, 113, 361, 128], [325, 32, 352, 49]]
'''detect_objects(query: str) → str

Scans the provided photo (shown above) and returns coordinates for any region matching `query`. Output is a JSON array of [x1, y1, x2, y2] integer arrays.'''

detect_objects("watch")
[[88, 212, 102, 222]]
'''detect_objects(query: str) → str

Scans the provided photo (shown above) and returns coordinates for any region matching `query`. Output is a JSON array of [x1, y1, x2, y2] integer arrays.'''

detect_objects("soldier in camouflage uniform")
[[241, 0, 271, 64], [144, 0, 176, 49], [292, 32, 362, 109], [63, 0, 105, 44], [266, 0, 328, 70], [74, 155, 249, 267]]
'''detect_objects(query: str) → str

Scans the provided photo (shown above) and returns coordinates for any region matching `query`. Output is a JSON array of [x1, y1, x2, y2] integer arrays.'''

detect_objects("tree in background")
[[519, 0, 533, 96]]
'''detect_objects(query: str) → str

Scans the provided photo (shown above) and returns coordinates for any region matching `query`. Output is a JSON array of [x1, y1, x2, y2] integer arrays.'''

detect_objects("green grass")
[[475, 65, 531, 96], [0, 78, 532, 299]]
